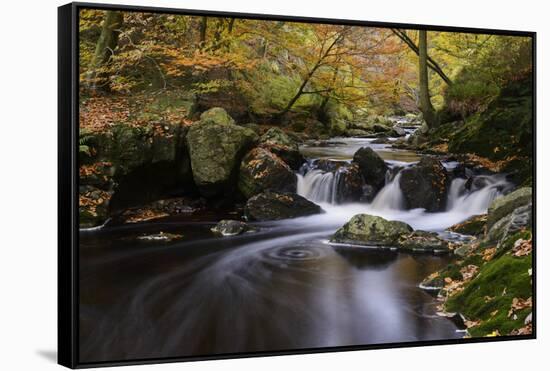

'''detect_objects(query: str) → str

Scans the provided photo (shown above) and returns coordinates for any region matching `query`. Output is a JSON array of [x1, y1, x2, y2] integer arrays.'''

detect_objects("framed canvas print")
[[58, 2, 536, 368]]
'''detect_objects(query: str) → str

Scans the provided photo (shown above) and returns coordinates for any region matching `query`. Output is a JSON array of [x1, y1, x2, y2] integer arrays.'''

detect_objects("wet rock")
[[259, 127, 305, 170], [360, 184, 377, 202], [244, 191, 323, 221], [238, 147, 297, 199], [399, 157, 450, 212], [116, 197, 202, 224], [447, 214, 487, 236], [487, 187, 532, 230], [331, 214, 413, 246], [487, 202, 532, 245], [137, 231, 183, 242], [79, 186, 113, 228], [334, 163, 364, 203], [373, 123, 392, 133], [392, 126, 407, 137], [345, 128, 375, 137], [398, 231, 450, 253], [352, 147, 388, 190], [186, 107, 258, 197], [211, 219, 250, 236], [312, 159, 347, 172]]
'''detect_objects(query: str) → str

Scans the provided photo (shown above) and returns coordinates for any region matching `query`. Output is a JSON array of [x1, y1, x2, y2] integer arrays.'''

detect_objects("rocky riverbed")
[[78, 107, 533, 362]]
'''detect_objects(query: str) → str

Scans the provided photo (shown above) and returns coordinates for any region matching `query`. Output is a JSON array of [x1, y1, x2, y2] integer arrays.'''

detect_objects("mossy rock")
[[80, 122, 188, 177], [199, 107, 235, 126], [186, 108, 258, 197], [244, 191, 323, 221], [331, 214, 413, 246], [398, 230, 450, 253], [487, 187, 532, 230], [345, 128, 375, 138], [259, 127, 304, 169], [447, 214, 487, 236], [238, 147, 297, 199]]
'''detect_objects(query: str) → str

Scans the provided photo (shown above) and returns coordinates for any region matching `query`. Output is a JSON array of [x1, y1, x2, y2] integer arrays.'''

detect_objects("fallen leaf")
[[507, 297, 532, 318]]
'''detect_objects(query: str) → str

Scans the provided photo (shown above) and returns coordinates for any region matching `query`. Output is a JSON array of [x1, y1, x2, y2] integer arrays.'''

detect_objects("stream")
[[79, 135, 511, 362]]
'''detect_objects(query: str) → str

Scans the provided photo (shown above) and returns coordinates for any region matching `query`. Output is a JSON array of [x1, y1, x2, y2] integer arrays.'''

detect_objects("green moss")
[[493, 230, 532, 260], [448, 214, 487, 236], [446, 253, 532, 337]]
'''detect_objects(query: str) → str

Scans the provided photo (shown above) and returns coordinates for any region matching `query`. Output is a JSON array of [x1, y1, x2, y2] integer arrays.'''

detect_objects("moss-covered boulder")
[[244, 191, 323, 221], [259, 127, 304, 169], [81, 122, 189, 175], [399, 157, 450, 212], [186, 108, 258, 197], [447, 214, 487, 236], [352, 147, 388, 190], [198, 106, 235, 125], [398, 230, 450, 253], [238, 148, 297, 199], [486, 202, 532, 245], [331, 214, 413, 246], [487, 187, 532, 230], [78, 122, 193, 226]]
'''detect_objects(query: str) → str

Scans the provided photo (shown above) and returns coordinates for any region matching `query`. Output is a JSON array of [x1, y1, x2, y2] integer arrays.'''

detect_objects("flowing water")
[[79, 135, 512, 363]]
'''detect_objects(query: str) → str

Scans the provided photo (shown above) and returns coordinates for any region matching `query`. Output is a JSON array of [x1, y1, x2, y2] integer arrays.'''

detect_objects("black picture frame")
[[58, 2, 537, 368]]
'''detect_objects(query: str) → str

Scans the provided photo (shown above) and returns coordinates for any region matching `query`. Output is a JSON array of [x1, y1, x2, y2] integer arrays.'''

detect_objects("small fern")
[[79, 131, 94, 156]]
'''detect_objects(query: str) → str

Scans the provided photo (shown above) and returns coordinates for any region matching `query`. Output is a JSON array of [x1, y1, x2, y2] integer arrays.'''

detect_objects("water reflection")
[[300, 137, 420, 163], [333, 246, 398, 270]]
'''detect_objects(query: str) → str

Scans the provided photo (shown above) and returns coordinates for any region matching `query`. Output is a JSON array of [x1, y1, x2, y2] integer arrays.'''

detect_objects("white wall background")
[[0, 0, 545, 369]]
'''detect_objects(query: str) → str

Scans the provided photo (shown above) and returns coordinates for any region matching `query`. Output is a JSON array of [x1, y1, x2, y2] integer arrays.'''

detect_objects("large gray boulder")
[[238, 148, 297, 199], [186, 108, 258, 197], [399, 157, 450, 212], [487, 202, 532, 246], [352, 147, 388, 190], [487, 187, 532, 230], [244, 191, 323, 221], [331, 214, 413, 246]]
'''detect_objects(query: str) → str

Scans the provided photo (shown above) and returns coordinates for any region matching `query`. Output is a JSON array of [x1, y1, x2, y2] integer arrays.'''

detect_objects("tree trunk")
[[199, 17, 208, 49], [86, 11, 123, 90], [391, 28, 452, 86], [418, 30, 438, 128]]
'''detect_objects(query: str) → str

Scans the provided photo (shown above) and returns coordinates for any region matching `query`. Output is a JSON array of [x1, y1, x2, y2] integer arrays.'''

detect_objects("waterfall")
[[446, 178, 466, 210], [297, 169, 340, 204], [446, 175, 511, 214], [369, 172, 404, 211]]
